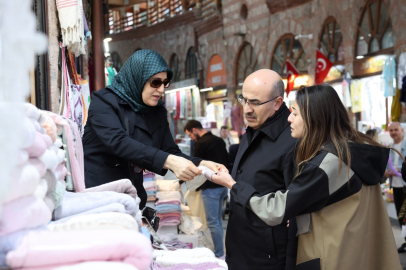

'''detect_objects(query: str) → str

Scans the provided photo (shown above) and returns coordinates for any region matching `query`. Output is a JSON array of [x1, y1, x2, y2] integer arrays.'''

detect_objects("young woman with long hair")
[[212, 84, 401, 270]]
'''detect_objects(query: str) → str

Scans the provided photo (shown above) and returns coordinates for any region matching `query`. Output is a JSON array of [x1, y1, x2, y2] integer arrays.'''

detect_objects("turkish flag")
[[315, 49, 333, 84], [286, 60, 300, 96]]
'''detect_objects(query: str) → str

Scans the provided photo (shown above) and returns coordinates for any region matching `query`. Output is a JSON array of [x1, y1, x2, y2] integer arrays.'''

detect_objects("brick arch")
[[267, 19, 306, 54]]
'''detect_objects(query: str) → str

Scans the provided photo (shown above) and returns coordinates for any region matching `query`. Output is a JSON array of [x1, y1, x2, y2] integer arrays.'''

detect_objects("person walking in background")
[[220, 126, 235, 152], [184, 120, 229, 258], [385, 122, 406, 252]]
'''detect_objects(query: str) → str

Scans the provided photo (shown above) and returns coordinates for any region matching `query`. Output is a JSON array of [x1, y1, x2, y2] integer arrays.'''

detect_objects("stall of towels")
[[0, 104, 151, 270], [156, 180, 182, 228], [0, 104, 226, 270], [144, 171, 158, 202]]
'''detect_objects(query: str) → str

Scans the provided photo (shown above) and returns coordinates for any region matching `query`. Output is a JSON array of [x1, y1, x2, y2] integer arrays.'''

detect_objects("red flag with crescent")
[[315, 49, 333, 84], [286, 60, 299, 96]]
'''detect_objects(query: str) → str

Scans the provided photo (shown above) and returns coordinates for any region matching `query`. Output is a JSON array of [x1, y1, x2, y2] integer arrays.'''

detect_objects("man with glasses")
[[224, 69, 297, 270]]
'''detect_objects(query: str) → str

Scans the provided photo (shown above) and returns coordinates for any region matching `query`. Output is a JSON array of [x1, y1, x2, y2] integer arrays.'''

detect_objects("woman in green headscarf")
[[83, 50, 227, 208]]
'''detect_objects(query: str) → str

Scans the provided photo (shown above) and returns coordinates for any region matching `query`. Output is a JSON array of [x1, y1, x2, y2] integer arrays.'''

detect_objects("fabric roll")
[[156, 191, 181, 201], [53, 191, 138, 220], [157, 213, 181, 219], [6, 230, 152, 270], [39, 149, 59, 171], [53, 203, 127, 224], [34, 179, 48, 199], [156, 200, 180, 206], [0, 226, 47, 268], [81, 179, 137, 200], [55, 163, 68, 181], [25, 132, 47, 158], [28, 158, 46, 178], [151, 261, 226, 270], [21, 117, 37, 149], [49, 212, 139, 232], [51, 261, 140, 270], [3, 164, 41, 204], [153, 247, 217, 260], [0, 196, 51, 236], [154, 255, 226, 268], [155, 204, 181, 214], [39, 132, 53, 148], [16, 150, 29, 166], [156, 180, 180, 191], [143, 181, 156, 189]]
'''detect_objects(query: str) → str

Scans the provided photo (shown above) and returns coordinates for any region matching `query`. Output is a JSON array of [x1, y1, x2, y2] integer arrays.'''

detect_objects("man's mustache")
[[245, 113, 256, 119]]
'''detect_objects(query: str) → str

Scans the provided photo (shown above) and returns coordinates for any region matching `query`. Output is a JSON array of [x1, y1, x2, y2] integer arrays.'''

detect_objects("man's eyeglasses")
[[148, 78, 171, 88], [237, 94, 278, 107]]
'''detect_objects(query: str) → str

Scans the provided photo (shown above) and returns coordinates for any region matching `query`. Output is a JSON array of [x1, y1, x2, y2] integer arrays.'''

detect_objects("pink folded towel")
[[3, 165, 41, 203], [25, 132, 47, 158], [6, 230, 153, 270], [0, 196, 51, 236], [81, 179, 137, 200], [155, 200, 180, 206], [39, 132, 53, 148], [28, 158, 46, 178]]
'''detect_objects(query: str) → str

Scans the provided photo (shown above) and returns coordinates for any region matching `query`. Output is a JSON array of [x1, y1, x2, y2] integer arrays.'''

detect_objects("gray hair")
[[272, 79, 285, 99]]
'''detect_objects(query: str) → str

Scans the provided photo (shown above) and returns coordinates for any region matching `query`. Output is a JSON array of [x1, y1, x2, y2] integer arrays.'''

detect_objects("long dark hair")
[[295, 84, 381, 175]]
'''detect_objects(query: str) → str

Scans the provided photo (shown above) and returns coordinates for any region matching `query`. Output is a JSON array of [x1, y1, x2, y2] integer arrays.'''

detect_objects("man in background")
[[385, 122, 406, 252], [220, 126, 235, 152], [184, 120, 229, 258]]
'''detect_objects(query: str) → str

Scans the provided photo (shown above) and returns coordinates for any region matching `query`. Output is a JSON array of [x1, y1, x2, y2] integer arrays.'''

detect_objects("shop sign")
[[206, 55, 227, 87], [206, 89, 227, 100], [324, 65, 345, 82], [353, 55, 391, 77], [166, 78, 198, 90]]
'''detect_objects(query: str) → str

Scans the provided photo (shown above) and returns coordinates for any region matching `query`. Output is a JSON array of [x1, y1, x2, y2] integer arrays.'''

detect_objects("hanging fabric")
[[398, 52, 406, 89], [391, 88, 402, 122], [350, 80, 363, 113], [56, 0, 86, 55], [382, 56, 397, 97]]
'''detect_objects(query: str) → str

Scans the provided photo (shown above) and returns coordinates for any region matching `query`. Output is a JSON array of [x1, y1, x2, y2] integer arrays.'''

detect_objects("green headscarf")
[[107, 50, 173, 113]]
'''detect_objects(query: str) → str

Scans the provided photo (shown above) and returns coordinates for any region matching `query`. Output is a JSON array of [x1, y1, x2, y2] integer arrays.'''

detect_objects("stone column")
[[92, 0, 105, 92], [46, 0, 61, 113]]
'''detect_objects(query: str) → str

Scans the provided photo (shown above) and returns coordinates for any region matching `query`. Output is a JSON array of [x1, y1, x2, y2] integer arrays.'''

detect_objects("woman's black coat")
[[82, 89, 201, 208]]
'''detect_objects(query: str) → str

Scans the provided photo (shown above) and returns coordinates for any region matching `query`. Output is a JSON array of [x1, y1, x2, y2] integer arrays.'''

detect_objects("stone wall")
[[108, 0, 406, 90]]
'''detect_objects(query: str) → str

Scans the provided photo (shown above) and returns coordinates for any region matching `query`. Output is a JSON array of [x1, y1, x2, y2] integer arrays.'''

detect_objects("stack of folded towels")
[[155, 180, 182, 228], [0, 104, 153, 270], [0, 104, 67, 268], [144, 171, 157, 202]]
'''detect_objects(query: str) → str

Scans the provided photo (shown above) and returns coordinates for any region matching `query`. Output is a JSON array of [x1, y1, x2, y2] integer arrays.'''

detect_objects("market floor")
[[387, 202, 406, 269]]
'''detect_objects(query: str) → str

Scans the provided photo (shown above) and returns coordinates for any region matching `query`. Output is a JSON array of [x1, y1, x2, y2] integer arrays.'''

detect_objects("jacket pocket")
[[296, 258, 320, 270]]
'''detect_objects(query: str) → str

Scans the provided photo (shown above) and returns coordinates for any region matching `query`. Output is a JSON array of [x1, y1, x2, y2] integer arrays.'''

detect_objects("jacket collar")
[[246, 103, 291, 142], [118, 94, 162, 135]]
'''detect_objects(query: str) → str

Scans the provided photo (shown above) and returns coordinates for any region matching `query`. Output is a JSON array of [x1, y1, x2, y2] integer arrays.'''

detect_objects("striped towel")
[[56, 0, 85, 55]]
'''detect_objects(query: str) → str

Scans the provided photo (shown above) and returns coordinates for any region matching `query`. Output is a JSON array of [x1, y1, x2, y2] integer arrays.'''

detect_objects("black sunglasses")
[[148, 78, 171, 88]]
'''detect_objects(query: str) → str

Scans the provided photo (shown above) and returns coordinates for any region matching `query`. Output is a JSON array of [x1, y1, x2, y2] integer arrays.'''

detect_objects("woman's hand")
[[163, 155, 201, 181], [200, 160, 229, 173], [211, 172, 236, 189]]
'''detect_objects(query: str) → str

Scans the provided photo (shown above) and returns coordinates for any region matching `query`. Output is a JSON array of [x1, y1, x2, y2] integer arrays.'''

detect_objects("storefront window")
[[271, 34, 307, 75], [185, 47, 198, 79], [319, 17, 343, 63], [235, 42, 259, 85], [170, 53, 181, 82], [356, 0, 394, 57]]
